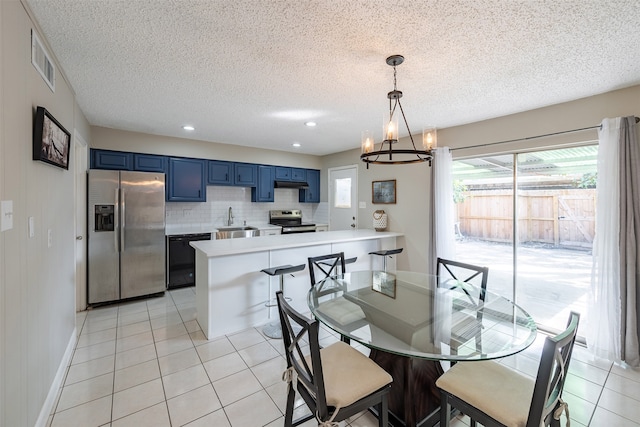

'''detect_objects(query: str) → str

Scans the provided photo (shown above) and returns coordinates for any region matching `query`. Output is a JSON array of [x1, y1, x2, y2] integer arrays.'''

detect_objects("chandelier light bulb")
[[423, 127, 437, 150]]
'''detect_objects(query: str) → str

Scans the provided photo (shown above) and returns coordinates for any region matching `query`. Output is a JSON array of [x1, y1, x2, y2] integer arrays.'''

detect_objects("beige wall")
[[0, 1, 92, 426], [321, 85, 640, 274], [91, 126, 323, 170]]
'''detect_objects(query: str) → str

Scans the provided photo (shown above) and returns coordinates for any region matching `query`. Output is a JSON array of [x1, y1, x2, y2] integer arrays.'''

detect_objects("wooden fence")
[[456, 189, 596, 249]]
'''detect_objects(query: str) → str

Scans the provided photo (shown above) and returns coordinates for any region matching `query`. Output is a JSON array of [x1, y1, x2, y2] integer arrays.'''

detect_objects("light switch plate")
[[1, 200, 13, 231], [47, 229, 52, 248], [28, 216, 35, 238], [359, 201, 366, 209]]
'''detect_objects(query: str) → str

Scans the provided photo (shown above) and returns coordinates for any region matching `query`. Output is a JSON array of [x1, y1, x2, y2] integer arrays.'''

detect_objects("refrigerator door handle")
[[114, 188, 120, 253], [120, 188, 126, 252]]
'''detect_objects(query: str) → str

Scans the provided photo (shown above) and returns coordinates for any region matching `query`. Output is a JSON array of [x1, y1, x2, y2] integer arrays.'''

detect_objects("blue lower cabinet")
[[299, 169, 320, 203], [91, 149, 133, 170], [167, 157, 206, 202], [252, 165, 275, 202], [134, 153, 167, 173]]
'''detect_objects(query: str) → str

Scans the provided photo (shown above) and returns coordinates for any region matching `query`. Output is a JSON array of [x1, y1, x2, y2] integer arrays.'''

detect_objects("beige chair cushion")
[[436, 360, 535, 427], [315, 341, 392, 408]]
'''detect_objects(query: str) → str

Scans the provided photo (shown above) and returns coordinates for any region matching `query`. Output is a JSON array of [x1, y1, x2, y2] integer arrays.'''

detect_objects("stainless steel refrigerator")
[[88, 170, 166, 305]]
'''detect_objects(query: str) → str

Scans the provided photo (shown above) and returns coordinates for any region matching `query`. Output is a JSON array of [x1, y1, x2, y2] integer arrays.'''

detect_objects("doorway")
[[74, 131, 88, 312], [328, 165, 358, 231], [452, 145, 597, 339]]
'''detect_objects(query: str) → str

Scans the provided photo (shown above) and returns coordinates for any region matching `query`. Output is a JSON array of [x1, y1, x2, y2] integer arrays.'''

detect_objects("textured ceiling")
[[25, 0, 640, 156]]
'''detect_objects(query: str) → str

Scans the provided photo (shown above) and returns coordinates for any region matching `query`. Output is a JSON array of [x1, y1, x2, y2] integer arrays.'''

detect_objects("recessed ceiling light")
[[304, 121, 316, 127], [292, 143, 301, 148], [182, 125, 195, 131]]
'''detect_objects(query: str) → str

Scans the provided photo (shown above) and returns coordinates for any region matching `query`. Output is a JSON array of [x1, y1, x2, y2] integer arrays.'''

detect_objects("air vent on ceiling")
[[31, 30, 55, 92]]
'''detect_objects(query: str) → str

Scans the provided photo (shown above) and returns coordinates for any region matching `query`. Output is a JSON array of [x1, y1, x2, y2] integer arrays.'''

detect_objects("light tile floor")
[[47, 287, 640, 426]]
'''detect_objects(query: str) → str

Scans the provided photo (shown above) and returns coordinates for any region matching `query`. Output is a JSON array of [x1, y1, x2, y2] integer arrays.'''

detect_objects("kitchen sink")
[[215, 226, 260, 239]]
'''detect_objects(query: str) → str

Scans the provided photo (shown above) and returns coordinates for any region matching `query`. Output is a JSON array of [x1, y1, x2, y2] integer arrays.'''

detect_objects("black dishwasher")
[[166, 233, 211, 289]]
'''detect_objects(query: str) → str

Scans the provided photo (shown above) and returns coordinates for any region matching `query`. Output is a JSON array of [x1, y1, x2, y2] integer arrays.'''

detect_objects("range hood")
[[274, 180, 310, 189]]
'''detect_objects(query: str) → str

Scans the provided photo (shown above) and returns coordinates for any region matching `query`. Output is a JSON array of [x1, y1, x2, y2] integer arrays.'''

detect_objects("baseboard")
[[35, 328, 77, 427]]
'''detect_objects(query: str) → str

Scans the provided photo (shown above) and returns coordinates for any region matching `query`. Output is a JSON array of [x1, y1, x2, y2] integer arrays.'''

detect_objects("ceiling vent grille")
[[31, 30, 55, 92]]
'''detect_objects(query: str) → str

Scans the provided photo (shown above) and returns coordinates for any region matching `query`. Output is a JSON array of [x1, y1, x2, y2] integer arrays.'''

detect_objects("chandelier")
[[360, 55, 437, 168]]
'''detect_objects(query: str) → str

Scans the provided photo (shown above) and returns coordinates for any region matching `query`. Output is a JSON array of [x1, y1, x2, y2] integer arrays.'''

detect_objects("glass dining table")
[[308, 270, 537, 427]]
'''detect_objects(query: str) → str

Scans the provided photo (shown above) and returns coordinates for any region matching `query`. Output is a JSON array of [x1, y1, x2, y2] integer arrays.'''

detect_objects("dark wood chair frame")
[[276, 291, 391, 427], [308, 252, 355, 344], [308, 252, 348, 286], [439, 311, 581, 427], [436, 257, 489, 304], [436, 257, 489, 355]]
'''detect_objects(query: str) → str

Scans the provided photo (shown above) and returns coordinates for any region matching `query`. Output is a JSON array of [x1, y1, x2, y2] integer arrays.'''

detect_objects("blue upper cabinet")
[[234, 163, 257, 187], [208, 160, 233, 185], [133, 153, 167, 173], [91, 149, 133, 170], [167, 157, 206, 202], [209, 161, 256, 187], [275, 166, 291, 180], [291, 168, 306, 181], [299, 169, 320, 203], [275, 167, 306, 182], [252, 165, 275, 202]]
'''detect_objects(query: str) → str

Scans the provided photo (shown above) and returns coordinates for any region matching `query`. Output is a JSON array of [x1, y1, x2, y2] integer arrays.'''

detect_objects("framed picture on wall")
[[372, 179, 396, 204], [33, 106, 71, 170]]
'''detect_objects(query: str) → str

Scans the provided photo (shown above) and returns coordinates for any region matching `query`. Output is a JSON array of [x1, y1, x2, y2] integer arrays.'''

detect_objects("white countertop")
[[190, 229, 403, 257]]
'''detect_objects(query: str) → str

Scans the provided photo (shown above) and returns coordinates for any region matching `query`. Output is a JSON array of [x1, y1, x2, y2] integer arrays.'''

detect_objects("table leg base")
[[369, 349, 444, 427]]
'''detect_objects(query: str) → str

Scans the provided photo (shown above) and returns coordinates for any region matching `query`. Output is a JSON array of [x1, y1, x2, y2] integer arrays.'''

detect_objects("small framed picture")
[[33, 106, 71, 170], [372, 180, 396, 204]]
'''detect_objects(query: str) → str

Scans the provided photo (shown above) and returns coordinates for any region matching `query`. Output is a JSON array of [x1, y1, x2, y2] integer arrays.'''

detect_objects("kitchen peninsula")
[[191, 229, 403, 338]]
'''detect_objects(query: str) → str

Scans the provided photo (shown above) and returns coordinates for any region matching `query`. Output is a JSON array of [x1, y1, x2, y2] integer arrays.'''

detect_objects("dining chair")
[[436, 257, 489, 303], [437, 311, 580, 427], [437, 258, 489, 354], [308, 252, 359, 344], [276, 290, 393, 427], [308, 252, 349, 286]]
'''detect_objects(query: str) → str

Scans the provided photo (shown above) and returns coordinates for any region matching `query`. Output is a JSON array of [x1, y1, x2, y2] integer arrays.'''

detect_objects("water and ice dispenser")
[[94, 204, 114, 232]]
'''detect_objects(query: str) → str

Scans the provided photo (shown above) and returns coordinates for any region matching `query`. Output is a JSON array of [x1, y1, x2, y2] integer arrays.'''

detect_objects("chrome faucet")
[[227, 207, 234, 226]]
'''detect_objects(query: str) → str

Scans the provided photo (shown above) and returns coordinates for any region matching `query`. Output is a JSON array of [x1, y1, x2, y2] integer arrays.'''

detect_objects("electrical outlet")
[[47, 229, 52, 248], [1, 200, 13, 231], [28, 217, 35, 238]]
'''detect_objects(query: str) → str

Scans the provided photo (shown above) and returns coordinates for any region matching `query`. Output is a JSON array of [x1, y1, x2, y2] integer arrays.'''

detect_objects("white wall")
[[321, 85, 640, 274], [0, 1, 91, 426]]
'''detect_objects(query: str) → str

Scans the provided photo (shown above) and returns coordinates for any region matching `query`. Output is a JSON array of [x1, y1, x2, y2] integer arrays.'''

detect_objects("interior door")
[[329, 165, 358, 231], [74, 134, 87, 311]]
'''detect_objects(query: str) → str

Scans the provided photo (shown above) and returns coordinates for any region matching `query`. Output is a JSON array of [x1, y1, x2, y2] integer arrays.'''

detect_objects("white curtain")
[[430, 147, 455, 271], [588, 117, 640, 366]]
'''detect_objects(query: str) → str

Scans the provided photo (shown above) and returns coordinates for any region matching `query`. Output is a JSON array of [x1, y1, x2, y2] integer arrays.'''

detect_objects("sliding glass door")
[[452, 146, 597, 338]]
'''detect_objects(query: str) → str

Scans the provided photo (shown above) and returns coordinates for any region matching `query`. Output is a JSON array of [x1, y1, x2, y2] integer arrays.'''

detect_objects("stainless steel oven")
[[269, 209, 316, 234]]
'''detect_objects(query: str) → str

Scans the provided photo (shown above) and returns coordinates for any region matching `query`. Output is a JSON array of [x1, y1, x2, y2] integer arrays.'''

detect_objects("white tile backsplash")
[[165, 186, 327, 228]]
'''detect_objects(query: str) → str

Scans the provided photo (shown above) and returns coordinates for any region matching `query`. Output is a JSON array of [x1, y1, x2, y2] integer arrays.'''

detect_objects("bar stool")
[[368, 248, 403, 272], [261, 263, 306, 339]]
